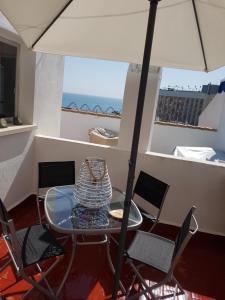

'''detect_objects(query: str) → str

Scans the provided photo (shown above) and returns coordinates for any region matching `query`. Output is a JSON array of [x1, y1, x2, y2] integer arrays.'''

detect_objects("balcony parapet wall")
[[61, 108, 121, 119], [35, 135, 225, 237], [154, 121, 217, 132]]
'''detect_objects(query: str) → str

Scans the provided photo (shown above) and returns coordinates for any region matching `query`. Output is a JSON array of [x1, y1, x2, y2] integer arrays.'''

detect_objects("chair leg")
[[126, 262, 185, 300], [21, 256, 63, 300], [126, 261, 152, 300], [172, 275, 185, 296], [125, 268, 138, 297], [0, 257, 11, 272], [109, 233, 119, 245], [125, 260, 146, 298], [56, 235, 70, 246], [21, 273, 58, 300], [36, 262, 55, 295], [146, 278, 185, 300], [148, 220, 158, 233], [36, 197, 43, 224]]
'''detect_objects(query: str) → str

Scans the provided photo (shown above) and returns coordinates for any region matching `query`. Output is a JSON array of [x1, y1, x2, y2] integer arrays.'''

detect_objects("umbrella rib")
[[32, 0, 74, 49], [191, 0, 208, 72]]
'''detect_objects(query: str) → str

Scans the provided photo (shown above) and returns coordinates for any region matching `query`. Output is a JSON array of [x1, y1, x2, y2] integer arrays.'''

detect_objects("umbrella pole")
[[112, 0, 160, 299]]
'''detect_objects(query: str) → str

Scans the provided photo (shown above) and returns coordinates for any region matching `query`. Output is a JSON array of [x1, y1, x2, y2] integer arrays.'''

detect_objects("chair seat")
[[7, 224, 64, 267], [127, 230, 175, 273]]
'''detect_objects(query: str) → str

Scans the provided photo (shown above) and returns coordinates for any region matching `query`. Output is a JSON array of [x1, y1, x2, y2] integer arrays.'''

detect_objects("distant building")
[[156, 84, 219, 125], [201, 84, 219, 95]]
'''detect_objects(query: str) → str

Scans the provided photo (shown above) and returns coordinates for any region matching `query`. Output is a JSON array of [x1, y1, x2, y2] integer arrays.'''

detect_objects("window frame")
[[0, 35, 20, 121]]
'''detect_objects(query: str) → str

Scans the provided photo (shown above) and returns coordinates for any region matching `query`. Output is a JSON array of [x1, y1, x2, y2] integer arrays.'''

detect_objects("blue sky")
[[63, 57, 128, 99], [160, 66, 225, 90], [63, 56, 225, 99]]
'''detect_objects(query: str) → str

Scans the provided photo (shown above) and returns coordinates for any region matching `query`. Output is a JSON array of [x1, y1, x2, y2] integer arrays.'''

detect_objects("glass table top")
[[45, 185, 143, 235]]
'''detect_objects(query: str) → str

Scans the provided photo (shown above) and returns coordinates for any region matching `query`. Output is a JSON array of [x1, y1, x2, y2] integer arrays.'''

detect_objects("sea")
[[62, 92, 123, 113]]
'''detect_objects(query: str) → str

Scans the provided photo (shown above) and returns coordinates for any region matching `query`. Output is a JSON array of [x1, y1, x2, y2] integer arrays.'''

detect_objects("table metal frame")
[[44, 186, 143, 296]]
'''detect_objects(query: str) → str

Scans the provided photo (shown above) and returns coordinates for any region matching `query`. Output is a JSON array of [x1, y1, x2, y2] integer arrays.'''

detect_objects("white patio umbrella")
[[1, 0, 225, 299], [0, 0, 225, 71]]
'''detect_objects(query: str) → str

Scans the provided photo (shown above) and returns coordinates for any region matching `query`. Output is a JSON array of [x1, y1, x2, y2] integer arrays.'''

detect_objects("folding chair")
[[0, 198, 64, 299], [133, 171, 169, 231], [37, 161, 75, 223], [126, 206, 198, 299], [109, 173, 169, 247]]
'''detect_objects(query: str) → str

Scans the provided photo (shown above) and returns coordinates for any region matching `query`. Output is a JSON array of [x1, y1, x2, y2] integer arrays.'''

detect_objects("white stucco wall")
[[151, 123, 217, 154], [60, 110, 121, 142], [198, 91, 225, 151], [0, 28, 37, 209], [35, 135, 225, 236], [0, 131, 35, 209], [214, 96, 225, 151], [34, 53, 64, 137], [199, 93, 225, 130], [119, 64, 161, 152], [0, 28, 65, 209]]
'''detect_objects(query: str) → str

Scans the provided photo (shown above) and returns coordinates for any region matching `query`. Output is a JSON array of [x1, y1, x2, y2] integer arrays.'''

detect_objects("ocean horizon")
[[62, 92, 123, 113]]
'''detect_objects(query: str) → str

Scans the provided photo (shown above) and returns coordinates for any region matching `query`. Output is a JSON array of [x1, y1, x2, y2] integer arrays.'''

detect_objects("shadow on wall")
[[0, 131, 35, 209]]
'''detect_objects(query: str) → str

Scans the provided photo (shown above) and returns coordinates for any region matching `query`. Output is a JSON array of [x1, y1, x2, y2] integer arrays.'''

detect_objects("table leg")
[[106, 235, 126, 294], [56, 234, 77, 297]]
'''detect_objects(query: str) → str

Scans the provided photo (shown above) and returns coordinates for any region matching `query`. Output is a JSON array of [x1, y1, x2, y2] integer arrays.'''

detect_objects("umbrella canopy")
[[0, 0, 225, 71]]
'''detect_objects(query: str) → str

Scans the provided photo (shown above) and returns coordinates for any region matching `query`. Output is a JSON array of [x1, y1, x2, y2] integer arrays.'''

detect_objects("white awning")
[[0, 0, 225, 71]]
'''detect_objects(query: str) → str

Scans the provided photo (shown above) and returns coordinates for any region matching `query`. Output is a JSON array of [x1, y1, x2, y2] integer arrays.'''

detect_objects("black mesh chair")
[[37, 161, 75, 223], [0, 198, 64, 299], [133, 171, 169, 231], [125, 206, 198, 299]]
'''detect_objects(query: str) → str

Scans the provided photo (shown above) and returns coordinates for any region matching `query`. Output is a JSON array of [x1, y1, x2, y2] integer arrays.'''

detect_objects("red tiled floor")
[[0, 195, 224, 300]]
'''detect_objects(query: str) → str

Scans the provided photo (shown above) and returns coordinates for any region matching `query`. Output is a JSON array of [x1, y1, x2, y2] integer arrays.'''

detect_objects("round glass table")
[[44, 185, 143, 295]]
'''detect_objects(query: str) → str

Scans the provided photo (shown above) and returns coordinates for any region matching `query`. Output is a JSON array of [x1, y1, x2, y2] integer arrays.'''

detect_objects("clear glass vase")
[[74, 157, 112, 208]]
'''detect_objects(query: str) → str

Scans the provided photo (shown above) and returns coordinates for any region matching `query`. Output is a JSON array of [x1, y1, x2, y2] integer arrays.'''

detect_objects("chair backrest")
[[38, 161, 75, 189], [133, 171, 169, 209], [171, 206, 198, 272]]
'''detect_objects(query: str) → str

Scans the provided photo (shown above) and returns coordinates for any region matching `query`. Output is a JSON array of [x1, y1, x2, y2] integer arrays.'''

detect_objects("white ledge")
[[0, 124, 37, 137]]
